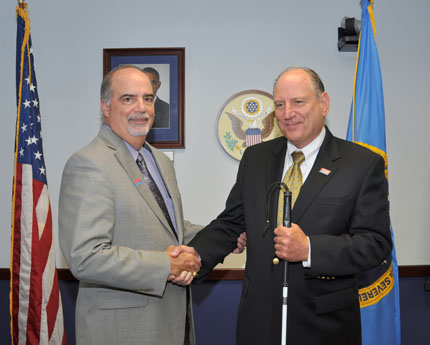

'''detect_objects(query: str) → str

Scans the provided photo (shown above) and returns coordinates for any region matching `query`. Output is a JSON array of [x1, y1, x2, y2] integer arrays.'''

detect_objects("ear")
[[101, 100, 109, 119], [320, 92, 330, 118]]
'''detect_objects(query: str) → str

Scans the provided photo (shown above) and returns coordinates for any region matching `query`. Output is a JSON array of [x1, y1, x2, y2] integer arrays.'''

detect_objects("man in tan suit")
[[59, 65, 244, 345]]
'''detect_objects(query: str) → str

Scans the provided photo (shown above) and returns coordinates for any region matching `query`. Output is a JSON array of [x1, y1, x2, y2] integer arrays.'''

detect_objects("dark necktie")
[[136, 152, 176, 233]]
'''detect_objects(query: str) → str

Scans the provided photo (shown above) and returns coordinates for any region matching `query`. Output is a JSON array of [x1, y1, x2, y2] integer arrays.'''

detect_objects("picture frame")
[[103, 47, 185, 148]]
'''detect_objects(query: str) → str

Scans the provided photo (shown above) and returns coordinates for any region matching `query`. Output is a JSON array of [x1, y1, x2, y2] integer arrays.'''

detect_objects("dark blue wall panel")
[[400, 277, 430, 345], [1, 277, 429, 345], [193, 280, 242, 345], [0, 280, 11, 343]]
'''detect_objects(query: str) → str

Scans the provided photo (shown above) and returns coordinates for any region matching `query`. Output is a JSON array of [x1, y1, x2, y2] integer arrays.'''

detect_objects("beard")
[[127, 113, 151, 137]]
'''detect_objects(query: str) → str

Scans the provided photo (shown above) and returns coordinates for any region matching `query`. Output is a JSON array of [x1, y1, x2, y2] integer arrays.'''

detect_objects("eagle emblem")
[[217, 90, 282, 161]]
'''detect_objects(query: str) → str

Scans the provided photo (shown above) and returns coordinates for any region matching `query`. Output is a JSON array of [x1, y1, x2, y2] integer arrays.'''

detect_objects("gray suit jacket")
[[59, 126, 201, 345]]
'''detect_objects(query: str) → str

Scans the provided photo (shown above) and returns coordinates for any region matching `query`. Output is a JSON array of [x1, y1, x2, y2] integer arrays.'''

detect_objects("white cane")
[[262, 182, 292, 345], [281, 189, 292, 345]]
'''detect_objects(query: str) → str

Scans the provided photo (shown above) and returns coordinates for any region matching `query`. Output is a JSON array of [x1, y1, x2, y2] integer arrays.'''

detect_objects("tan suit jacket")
[[59, 126, 201, 345]]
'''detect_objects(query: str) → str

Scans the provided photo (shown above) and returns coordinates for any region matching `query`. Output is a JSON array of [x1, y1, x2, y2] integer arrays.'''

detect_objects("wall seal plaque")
[[217, 90, 282, 161]]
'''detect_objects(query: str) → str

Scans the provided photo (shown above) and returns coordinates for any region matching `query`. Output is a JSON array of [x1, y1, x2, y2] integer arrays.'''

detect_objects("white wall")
[[0, 0, 429, 267]]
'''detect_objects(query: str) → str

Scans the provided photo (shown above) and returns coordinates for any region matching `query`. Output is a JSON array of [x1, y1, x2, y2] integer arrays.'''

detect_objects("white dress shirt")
[[280, 127, 326, 267]]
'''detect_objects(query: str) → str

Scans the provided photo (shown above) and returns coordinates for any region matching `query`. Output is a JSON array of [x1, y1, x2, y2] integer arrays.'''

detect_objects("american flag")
[[245, 128, 262, 147], [10, 4, 67, 345]]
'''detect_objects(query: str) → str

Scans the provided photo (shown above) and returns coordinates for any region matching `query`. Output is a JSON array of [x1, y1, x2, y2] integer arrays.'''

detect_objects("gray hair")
[[100, 64, 143, 106], [273, 66, 325, 96]]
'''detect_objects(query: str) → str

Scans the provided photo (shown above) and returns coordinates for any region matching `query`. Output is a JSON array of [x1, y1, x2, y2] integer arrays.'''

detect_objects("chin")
[[128, 126, 149, 137]]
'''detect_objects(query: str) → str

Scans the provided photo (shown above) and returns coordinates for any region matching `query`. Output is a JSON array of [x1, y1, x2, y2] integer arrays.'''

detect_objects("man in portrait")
[[143, 66, 170, 129]]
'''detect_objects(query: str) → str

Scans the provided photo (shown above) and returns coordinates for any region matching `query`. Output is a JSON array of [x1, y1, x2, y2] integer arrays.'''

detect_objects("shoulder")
[[327, 135, 385, 175], [156, 97, 169, 108], [334, 136, 382, 161], [64, 134, 112, 171], [243, 136, 287, 158]]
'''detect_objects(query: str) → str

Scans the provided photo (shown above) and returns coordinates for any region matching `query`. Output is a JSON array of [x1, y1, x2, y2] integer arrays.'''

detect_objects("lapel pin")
[[319, 168, 331, 176], [135, 177, 142, 186]]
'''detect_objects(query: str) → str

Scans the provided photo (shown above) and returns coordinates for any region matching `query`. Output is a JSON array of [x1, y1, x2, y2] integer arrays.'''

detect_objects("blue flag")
[[346, 1, 401, 344]]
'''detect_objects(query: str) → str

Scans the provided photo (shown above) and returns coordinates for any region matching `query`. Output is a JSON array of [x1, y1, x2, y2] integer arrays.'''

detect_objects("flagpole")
[[18, 0, 26, 8]]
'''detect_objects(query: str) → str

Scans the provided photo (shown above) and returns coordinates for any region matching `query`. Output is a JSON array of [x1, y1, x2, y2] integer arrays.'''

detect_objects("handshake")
[[166, 245, 201, 286], [164, 232, 247, 286]]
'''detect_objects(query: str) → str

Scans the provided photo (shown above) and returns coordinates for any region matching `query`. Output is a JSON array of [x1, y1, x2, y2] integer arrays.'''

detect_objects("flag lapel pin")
[[319, 167, 331, 176], [135, 177, 142, 186]]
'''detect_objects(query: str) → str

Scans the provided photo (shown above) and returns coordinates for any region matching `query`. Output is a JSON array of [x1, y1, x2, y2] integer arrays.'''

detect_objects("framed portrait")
[[103, 47, 185, 148]]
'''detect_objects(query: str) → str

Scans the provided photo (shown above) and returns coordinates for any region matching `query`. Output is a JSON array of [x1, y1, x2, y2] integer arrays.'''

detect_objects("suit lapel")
[[98, 126, 178, 241], [264, 137, 288, 234], [292, 128, 340, 222], [146, 144, 184, 243], [266, 137, 288, 190]]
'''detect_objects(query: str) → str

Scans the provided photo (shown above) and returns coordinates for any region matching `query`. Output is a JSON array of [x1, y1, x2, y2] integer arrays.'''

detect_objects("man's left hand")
[[168, 271, 194, 286], [232, 232, 247, 254]]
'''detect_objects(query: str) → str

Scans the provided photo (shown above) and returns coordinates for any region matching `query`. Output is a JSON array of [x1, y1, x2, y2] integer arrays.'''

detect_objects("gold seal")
[[216, 90, 282, 161]]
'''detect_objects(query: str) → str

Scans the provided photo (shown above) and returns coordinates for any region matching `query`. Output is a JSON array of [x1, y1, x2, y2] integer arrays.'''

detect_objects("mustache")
[[128, 113, 149, 121]]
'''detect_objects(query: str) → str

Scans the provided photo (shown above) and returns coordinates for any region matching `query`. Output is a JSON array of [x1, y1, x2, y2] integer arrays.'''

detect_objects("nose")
[[136, 97, 149, 113]]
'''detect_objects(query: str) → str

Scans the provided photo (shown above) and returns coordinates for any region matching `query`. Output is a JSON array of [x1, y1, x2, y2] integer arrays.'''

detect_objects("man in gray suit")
[[59, 65, 240, 345]]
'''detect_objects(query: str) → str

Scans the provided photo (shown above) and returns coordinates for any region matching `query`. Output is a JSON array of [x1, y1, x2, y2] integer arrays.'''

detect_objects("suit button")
[[273, 258, 280, 265]]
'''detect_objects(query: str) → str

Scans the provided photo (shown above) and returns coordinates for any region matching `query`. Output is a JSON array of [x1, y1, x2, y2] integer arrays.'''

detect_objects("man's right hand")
[[165, 245, 201, 277]]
